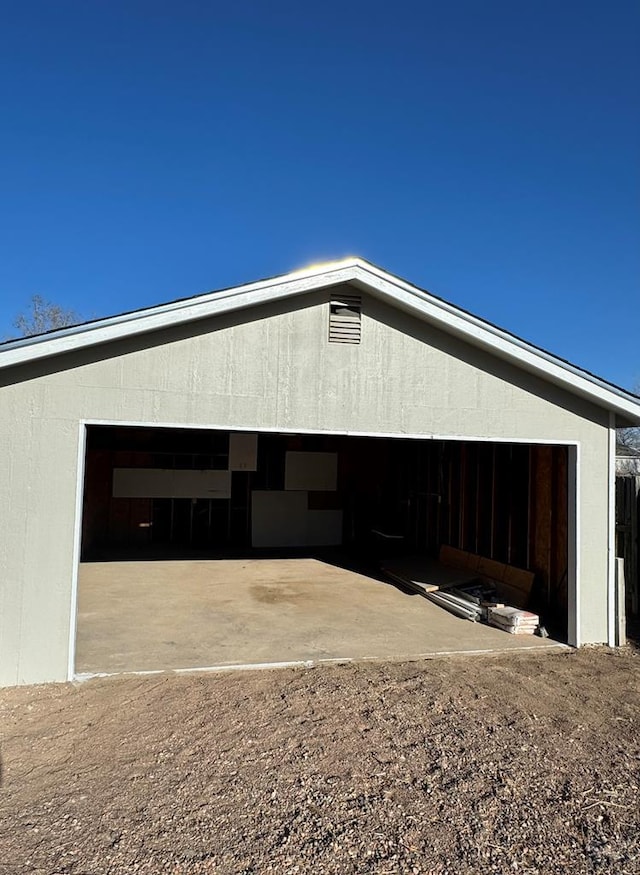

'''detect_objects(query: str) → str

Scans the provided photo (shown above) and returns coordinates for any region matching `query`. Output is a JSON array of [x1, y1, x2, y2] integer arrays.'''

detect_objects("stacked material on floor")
[[487, 606, 539, 635], [425, 588, 483, 622], [425, 586, 539, 634], [382, 553, 541, 634]]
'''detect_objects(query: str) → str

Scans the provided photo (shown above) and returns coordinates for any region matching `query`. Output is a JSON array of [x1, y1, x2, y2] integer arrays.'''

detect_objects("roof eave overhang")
[[2, 257, 640, 424], [0, 262, 359, 366], [347, 264, 640, 423]]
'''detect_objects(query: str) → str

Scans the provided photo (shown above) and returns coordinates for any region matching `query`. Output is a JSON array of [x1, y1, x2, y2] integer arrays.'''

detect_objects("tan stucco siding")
[[0, 290, 611, 685]]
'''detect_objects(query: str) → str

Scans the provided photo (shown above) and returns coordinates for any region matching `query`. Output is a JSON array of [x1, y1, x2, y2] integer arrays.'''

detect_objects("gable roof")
[[2, 257, 640, 423]]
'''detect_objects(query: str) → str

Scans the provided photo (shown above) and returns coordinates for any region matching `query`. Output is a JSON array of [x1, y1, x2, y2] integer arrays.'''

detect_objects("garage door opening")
[[75, 425, 571, 674]]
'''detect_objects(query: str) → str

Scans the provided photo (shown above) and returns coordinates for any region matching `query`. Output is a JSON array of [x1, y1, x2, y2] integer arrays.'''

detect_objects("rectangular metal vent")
[[329, 294, 361, 344]]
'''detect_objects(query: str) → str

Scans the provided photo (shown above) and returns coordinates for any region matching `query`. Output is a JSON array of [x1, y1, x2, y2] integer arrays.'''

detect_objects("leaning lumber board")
[[438, 545, 470, 570], [492, 579, 532, 610], [478, 557, 507, 582], [501, 566, 535, 599], [464, 552, 483, 572]]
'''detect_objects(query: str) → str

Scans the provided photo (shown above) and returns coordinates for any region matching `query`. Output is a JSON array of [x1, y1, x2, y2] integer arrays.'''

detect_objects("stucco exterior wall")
[[0, 288, 611, 685]]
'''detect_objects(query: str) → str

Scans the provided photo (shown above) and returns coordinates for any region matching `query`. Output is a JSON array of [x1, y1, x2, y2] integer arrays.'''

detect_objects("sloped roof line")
[[0, 259, 362, 352], [1, 256, 639, 422], [346, 261, 640, 417]]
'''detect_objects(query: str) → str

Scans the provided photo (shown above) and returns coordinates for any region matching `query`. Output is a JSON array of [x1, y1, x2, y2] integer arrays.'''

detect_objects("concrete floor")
[[75, 559, 564, 675]]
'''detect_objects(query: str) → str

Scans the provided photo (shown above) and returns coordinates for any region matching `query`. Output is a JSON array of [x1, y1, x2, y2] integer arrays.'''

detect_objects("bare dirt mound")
[[1, 647, 639, 874]]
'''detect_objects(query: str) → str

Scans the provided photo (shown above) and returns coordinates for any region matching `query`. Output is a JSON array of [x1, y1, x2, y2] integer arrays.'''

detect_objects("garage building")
[[2, 257, 640, 686]]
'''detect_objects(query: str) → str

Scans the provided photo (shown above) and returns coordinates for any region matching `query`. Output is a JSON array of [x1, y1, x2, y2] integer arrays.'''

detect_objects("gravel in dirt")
[[1, 646, 639, 875]]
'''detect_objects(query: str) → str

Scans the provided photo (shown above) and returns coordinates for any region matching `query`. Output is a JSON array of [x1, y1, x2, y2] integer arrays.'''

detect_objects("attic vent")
[[329, 294, 361, 344]]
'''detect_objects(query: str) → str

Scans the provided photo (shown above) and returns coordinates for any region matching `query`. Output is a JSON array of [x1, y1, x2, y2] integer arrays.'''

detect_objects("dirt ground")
[[1, 646, 639, 875]]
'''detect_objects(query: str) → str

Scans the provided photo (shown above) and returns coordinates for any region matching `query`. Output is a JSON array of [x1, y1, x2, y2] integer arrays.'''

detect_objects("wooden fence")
[[616, 475, 640, 616]]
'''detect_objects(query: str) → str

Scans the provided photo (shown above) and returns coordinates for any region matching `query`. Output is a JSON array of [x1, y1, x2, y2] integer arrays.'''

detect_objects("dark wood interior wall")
[[509, 444, 531, 569], [81, 449, 112, 554], [616, 476, 640, 616], [82, 449, 154, 553], [433, 441, 568, 626], [529, 445, 568, 622], [437, 442, 529, 566]]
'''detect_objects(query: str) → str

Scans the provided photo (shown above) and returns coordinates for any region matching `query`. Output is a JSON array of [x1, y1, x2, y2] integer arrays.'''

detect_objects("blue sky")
[[1, 1, 638, 389]]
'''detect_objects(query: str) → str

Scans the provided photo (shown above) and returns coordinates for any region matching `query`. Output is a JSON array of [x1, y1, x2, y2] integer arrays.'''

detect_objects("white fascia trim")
[[3, 257, 640, 420]]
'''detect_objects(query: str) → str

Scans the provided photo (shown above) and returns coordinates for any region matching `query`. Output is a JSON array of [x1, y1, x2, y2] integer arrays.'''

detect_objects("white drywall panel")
[[251, 490, 309, 547], [229, 432, 258, 471], [112, 468, 231, 499], [251, 491, 343, 547], [285, 452, 338, 491]]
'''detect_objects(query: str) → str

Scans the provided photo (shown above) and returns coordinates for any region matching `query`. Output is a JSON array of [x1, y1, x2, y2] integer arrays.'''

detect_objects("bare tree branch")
[[13, 295, 81, 337], [617, 382, 640, 450]]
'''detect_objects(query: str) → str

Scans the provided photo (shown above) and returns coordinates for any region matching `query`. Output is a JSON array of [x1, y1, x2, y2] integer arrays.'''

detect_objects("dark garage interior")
[[80, 425, 569, 638]]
